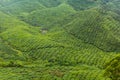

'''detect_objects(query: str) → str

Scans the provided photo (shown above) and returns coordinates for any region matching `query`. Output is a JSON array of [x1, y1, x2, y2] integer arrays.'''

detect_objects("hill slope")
[[21, 3, 76, 28], [64, 10, 120, 52], [0, 0, 120, 80]]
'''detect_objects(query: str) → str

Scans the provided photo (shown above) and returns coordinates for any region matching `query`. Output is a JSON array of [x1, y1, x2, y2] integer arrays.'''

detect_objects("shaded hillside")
[[67, 0, 99, 10], [64, 10, 120, 52], [21, 3, 76, 28], [0, 0, 46, 16], [37, 0, 63, 7]]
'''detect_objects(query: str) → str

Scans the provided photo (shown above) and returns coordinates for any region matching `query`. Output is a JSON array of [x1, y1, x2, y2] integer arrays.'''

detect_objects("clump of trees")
[[0, 60, 23, 67], [104, 55, 120, 80]]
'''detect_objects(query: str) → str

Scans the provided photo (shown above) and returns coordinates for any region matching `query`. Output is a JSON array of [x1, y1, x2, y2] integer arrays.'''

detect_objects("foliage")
[[67, 0, 98, 10], [104, 55, 120, 80], [0, 0, 119, 80], [65, 10, 120, 52]]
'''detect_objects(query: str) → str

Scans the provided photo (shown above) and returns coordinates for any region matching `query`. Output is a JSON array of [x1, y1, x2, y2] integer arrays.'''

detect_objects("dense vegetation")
[[0, 0, 120, 80], [104, 55, 120, 80]]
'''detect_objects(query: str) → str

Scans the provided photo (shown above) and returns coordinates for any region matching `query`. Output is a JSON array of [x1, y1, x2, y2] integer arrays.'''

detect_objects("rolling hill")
[[64, 10, 120, 52], [21, 3, 76, 27]]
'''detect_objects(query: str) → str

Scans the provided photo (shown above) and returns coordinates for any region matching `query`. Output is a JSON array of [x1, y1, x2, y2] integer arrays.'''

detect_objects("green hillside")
[[65, 10, 120, 52], [67, 0, 99, 10], [21, 3, 76, 27], [0, 0, 120, 80], [0, 0, 46, 16]]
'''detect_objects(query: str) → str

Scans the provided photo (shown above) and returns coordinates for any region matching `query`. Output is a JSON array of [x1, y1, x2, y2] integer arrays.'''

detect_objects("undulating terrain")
[[0, 0, 120, 80]]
